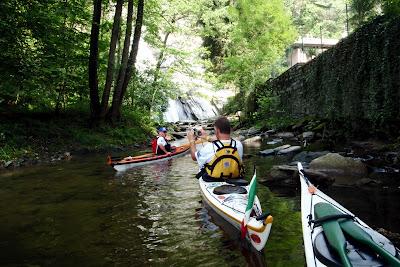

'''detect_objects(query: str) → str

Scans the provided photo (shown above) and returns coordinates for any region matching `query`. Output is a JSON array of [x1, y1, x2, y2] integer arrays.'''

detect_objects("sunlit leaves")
[[0, 0, 90, 109], [222, 0, 296, 94]]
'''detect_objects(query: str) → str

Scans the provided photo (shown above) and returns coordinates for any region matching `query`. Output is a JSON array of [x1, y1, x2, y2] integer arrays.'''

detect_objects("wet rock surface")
[[259, 164, 334, 188], [243, 136, 262, 144], [259, 144, 291, 156], [309, 153, 368, 176], [293, 151, 330, 163], [235, 117, 400, 189]]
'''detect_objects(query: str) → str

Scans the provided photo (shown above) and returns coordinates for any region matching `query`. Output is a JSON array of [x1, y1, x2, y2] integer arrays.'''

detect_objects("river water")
[[0, 144, 399, 266]]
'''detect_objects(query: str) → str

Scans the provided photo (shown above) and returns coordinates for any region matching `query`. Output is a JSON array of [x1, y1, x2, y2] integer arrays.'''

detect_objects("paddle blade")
[[340, 221, 400, 266]]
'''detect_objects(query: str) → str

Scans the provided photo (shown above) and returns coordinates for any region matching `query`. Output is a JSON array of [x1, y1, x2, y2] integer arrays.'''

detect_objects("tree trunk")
[[100, 0, 123, 118], [109, 0, 134, 122], [88, 0, 102, 122], [153, 31, 170, 84], [149, 31, 170, 112], [111, 0, 145, 121]]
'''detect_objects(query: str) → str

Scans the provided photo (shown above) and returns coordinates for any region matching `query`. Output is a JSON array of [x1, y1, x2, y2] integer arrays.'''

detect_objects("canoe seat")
[[225, 179, 249, 186], [213, 185, 247, 195]]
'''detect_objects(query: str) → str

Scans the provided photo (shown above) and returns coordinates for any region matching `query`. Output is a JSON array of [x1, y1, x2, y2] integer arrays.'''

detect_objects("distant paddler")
[[153, 127, 176, 155]]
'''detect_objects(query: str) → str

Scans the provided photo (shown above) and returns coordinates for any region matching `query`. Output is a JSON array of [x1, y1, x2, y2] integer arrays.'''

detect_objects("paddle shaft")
[[314, 203, 353, 267], [340, 220, 400, 266]]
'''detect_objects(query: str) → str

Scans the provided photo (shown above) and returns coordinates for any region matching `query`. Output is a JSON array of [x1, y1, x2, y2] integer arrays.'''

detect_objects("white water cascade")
[[135, 26, 235, 123], [163, 95, 219, 122]]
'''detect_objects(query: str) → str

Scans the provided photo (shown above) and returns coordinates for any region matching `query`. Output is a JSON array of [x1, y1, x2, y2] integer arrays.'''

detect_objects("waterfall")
[[164, 95, 220, 122]]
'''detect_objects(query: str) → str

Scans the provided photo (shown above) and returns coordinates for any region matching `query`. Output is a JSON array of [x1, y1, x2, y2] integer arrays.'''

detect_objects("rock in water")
[[243, 136, 261, 144], [302, 131, 314, 140], [277, 146, 302, 155], [355, 178, 382, 187], [273, 144, 291, 151], [259, 144, 291, 156], [261, 165, 334, 187], [246, 127, 261, 136], [259, 149, 275, 156], [293, 151, 330, 163], [274, 132, 295, 138], [267, 138, 283, 145], [309, 153, 368, 176], [5, 160, 13, 168]]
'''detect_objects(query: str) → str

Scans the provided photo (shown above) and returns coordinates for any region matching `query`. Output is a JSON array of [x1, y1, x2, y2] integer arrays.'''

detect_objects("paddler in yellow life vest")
[[187, 116, 244, 181]]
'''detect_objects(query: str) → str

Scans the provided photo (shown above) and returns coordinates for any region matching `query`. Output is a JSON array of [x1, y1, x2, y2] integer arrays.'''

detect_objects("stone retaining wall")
[[259, 16, 400, 133]]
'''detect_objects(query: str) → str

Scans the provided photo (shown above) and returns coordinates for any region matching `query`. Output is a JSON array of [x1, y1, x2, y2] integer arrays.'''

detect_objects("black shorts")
[[156, 144, 172, 155]]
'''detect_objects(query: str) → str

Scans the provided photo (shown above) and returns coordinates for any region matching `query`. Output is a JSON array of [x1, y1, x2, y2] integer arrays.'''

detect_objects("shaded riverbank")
[[0, 110, 154, 170]]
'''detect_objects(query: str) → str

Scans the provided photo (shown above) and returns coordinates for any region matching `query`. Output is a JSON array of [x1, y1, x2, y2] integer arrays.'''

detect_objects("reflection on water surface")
[[4, 144, 397, 266]]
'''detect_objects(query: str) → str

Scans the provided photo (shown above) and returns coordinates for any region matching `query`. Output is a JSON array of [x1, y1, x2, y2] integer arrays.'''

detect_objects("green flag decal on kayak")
[[241, 170, 257, 239]]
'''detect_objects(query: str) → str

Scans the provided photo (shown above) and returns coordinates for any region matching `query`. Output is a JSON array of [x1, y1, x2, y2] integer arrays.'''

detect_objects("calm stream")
[[1, 143, 399, 266]]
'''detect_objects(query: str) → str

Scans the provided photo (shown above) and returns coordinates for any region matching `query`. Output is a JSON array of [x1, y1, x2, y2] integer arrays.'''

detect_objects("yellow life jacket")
[[202, 139, 244, 179]]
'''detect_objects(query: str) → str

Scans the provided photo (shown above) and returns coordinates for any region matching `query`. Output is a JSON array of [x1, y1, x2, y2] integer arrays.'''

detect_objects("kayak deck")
[[199, 178, 272, 251]]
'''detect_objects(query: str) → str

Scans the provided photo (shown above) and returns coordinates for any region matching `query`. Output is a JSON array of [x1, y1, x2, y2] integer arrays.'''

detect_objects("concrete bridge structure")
[[288, 37, 338, 67]]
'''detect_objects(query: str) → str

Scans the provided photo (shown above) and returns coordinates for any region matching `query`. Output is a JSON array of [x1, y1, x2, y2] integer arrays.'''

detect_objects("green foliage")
[[223, 93, 244, 114], [0, 0, 90, 110], [350, 0, 400, 27], [257, 92, 279, 119], [254, 90, 296, 129], [224, 0, 296, 92], [198, 0, 296, 95], [350, 0, 381, 26], [382, 0, 400, 16], [197, 0, 232, 73], [125, 69, 177, 115], [285, 0, 348, 39]]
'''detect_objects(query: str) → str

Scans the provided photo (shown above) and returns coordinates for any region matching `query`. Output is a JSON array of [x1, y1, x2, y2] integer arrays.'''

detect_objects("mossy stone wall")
[[260, 16, 400, 133]]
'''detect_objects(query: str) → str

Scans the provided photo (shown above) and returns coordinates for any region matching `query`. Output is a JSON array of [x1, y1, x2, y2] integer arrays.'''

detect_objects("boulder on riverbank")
[[309, 153, 368, 176]]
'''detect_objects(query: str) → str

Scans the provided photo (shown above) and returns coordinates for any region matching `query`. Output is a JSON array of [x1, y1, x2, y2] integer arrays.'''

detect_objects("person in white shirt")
[[187, 116, 244, 179], [156, 127, 174, 155]]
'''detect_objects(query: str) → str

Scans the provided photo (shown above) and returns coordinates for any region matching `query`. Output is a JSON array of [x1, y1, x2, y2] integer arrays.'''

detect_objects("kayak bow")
[[199, 171, 273, 251], [298, 162, 400, 267]]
